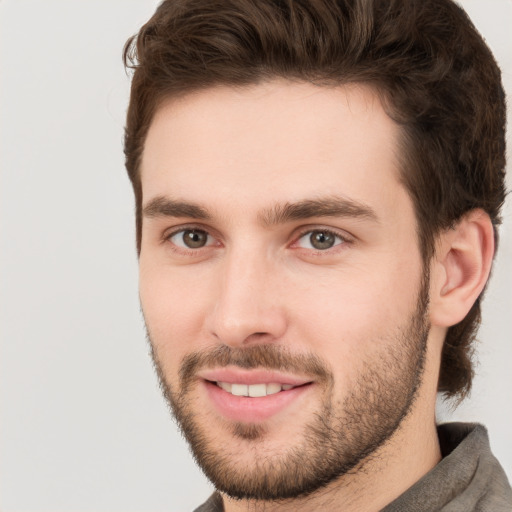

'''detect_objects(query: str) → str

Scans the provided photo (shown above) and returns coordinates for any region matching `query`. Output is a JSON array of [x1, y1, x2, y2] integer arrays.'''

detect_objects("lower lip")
[[203, 381, 312, 423]]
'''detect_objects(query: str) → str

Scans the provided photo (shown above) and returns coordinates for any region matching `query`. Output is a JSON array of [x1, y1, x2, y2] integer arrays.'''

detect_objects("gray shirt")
[[194, 423, 512, 511]]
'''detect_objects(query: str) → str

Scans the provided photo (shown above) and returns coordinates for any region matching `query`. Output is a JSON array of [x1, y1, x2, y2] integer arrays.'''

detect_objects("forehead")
[[141, 81, 407, 217]]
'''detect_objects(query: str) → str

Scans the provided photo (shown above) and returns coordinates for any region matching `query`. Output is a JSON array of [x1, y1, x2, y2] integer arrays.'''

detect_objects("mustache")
[[179, 344, 333, 387]]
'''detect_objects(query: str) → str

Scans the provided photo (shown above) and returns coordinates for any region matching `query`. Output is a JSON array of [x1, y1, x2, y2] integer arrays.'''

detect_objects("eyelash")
[[162, 225, 352, 255], [292, 227, 350, 253], [163, 225, 218, 255]]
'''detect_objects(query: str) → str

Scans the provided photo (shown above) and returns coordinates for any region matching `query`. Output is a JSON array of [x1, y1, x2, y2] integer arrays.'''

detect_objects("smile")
[[216, 382, 295, 397], [198, 369, 314, 423]]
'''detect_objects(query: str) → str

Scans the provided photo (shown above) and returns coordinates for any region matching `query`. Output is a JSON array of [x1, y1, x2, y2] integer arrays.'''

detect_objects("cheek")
[[288, 259, 422, 356], [139, 264, 210, 366]]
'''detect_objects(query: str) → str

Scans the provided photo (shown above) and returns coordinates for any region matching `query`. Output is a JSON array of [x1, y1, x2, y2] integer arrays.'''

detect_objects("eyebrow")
[[259, 196, 379, 226], [143, 196, 211, 220], [142, 195, 378, 225]]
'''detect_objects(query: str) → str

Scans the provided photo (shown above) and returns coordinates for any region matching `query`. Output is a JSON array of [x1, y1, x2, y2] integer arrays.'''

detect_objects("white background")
[[0, 1, 510, 511]]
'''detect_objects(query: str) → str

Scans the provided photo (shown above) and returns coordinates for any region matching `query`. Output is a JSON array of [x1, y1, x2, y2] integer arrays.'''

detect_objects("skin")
[[138, 81, 494, 511]]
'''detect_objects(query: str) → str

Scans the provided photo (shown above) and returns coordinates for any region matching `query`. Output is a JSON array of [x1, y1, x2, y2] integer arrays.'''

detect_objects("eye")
[[168, 228, 213, 249], [296, 229, 345, 250]]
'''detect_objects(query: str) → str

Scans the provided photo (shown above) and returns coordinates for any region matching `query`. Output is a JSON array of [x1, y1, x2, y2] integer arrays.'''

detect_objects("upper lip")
[[198, 367, 313, 386]]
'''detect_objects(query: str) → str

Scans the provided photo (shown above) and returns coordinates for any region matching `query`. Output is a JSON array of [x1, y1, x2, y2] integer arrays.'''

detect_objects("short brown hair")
[[123, 0, 506, 399]]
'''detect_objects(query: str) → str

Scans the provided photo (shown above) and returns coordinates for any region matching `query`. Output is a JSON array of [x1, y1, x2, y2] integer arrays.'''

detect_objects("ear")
[[429, 209, 495, 327]]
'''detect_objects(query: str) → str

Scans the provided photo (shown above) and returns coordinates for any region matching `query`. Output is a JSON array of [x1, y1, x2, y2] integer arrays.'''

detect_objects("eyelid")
[[291, 226, 354, 250], [162, 223, 222, 252], [163, 223, 215, 241], [160, 223, 353, 253]]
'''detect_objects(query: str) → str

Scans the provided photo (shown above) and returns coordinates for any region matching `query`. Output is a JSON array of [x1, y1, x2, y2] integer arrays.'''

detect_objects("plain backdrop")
[[0, 1, 511, 511]]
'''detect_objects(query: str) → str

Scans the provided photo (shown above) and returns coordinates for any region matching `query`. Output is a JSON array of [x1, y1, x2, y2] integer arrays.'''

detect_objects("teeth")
[[231, 384, 248, 396], [218, 382, 232, 393], [216, 382, 295, 397], [248, 383, 267, 397], [266, 383, 282, 395]]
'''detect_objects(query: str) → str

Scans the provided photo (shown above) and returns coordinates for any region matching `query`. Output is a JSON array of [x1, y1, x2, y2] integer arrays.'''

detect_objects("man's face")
[[139, 82, 430, 500]]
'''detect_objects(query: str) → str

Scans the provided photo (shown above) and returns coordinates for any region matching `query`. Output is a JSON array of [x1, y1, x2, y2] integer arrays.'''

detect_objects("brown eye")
[[170, 229, 211, 249], [296, 230, 344, 250], [310, 231, 335, 249]]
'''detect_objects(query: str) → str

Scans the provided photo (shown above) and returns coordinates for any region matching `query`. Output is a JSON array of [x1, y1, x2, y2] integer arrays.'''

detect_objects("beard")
[[146, 275, 430, 502]]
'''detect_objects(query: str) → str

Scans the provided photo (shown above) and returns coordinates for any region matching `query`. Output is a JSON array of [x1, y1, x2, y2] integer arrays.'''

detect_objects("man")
[[123, 0, 511, 510]]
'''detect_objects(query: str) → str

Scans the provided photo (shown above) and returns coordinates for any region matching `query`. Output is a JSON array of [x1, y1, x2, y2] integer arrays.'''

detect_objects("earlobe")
[[429, 209, 495, 327]]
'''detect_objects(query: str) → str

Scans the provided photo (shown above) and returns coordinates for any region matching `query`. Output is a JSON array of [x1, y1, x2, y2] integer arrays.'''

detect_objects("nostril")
[[243, 332, 273, 344]]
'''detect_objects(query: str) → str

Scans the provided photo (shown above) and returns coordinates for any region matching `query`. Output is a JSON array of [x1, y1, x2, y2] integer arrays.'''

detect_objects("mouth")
[[213, 381, 301, 397], [198, 369, 314, 423]]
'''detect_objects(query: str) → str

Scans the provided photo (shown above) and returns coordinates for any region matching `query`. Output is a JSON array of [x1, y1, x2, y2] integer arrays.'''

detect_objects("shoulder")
[[383, 422, 512, 512]]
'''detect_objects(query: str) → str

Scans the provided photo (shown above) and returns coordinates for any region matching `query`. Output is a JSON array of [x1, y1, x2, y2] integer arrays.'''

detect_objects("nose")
[[205, 248, 288, 347]]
